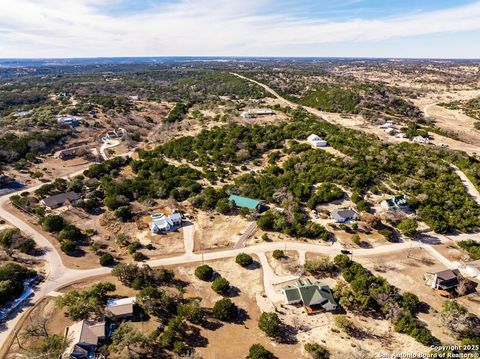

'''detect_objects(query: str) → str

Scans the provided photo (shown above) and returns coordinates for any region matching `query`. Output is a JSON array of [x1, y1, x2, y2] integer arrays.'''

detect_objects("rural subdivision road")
[[0, 87, 470, 352]]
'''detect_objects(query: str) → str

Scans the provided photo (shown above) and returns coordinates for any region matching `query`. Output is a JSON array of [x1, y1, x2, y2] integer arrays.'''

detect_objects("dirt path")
[[232, 73, 480, 156]]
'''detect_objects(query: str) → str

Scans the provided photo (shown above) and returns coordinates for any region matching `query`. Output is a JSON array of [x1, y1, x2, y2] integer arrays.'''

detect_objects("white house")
[[150, 213, 182, 234], [412, 136, 430, 144], [377, 120, 394, 129], [307, 134, 327, 147], [241, 109, 275, 119]]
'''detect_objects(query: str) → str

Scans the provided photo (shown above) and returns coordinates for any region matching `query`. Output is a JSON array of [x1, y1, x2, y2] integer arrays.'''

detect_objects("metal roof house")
[[281, 279, 337, 312], [381, 195, 409, 211], [241, 109, 275, 119], [40, 191, 81, 210], [150, 213, 182, 234], [330, 208, 359, 223], [424, 269, 461, 291], [57, 116, 80, 127], [307, 134, 327, 147], [229, 195, 263, 211], [106, 297, 136, 319], [63, 320, 105, 359]]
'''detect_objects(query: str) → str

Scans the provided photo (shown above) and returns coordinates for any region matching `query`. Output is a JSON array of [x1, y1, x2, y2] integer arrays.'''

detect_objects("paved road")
[[451, 164, 480, 204], [233, 222, 257, 249], [182, 223, 195, 256], [0, 99, 468, 351]]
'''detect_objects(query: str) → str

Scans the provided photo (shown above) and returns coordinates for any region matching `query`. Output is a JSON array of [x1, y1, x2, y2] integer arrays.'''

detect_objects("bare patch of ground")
[[265, 250, 300, 276], [194, 212, 251, 251]]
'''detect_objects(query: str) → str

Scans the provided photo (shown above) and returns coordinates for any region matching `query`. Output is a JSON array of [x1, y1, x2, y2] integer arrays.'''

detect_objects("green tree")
[[115, 205, 132, 222], [304, 343, 330, 359], [397, 218, 418, 237], [211, 277, 230, 295], [99, 252, 114, 266], [334, 315, 355, 335], [41, 215, 65, 232], [194, 264, 214, 281], [178, 298, 205, 324], [249, 344, 272, 359], [272, 249, 285, 260], [33, 334, 68, 358], [236, 253, 253, 267], [109, 323, 147, 355], [258, 312, 281, 338], [212, 298, 238, 321]]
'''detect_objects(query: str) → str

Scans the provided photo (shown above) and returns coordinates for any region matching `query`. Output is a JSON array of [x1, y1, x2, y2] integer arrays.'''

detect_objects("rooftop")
[[229, 195, 261, 210]]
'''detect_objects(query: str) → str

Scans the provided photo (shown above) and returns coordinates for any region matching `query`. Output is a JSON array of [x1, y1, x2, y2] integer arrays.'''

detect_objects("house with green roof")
[[381, 194, 409, 211], [228, 195, 264, 211], [281, 279, 337, 312]]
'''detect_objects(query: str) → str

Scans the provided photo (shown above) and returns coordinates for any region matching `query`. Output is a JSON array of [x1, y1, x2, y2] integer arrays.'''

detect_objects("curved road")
[[0, 97, 465, 352]]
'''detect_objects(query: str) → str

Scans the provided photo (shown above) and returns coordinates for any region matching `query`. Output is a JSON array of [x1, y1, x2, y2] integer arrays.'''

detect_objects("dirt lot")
[[265, 250, 300, 276], [176, 258, 302, 359], [194, 212, 251, 250], [7, 258, 302, 359]]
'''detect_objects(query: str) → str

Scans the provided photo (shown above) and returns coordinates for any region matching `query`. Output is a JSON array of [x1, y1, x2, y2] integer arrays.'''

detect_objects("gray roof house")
[[40, 191, 81, 210], [424, 269, 461, 291], [330, 208, 359, 223], [63, 320, 105, 359], [281, 279, 337, 312]]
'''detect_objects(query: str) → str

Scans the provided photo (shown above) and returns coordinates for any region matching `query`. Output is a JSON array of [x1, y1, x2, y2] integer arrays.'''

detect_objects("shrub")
[[236, 253, 253, 267], [304, 258, 338, 277], [58, 224, 83, 242], [304, 343, 330, 359], [41, 215, 65, 233], [99, 252, 114, 266], [334, 315, 355, 335], [272, 249, 285, 260], [258, 312, 281, 338], [249, 344, 272, 359], [211, 277, 230, 295], [397, 218, 418, 237], [114, 205, 132, 222], [60, 240, 76, 254], [194, 264, 214, 281], [212, 298, 238, 321]]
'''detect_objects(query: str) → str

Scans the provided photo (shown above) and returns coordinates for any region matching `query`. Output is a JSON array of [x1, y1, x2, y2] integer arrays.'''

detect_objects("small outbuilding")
[[307, 134, 327, 147], [106, 297, 136, 319]]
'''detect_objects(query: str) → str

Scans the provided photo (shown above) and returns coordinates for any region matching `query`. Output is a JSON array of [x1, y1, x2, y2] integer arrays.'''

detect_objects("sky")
[[1, 0, 480, 59]]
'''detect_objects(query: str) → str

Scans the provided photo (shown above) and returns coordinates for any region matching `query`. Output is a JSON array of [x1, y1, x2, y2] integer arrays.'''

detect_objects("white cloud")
[[0, 0, 480, 57]]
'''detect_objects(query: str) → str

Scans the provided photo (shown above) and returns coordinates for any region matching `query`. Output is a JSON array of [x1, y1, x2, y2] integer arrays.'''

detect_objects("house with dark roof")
[[229, 195, 264, 212], [40, 191, 81, 210], [381, 194, 409, 211], [424, 269, 461, 292], [330, 208, 359, 223], [281, 279, 337, 312], [63, 320, 105, 359]]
